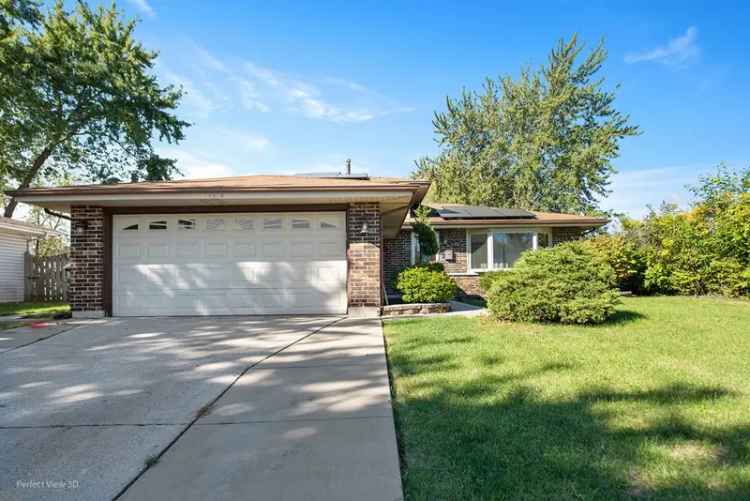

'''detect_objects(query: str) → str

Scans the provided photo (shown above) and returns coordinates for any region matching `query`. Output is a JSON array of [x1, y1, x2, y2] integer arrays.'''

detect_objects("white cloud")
[[127, 0, 155, 18], [215, 128, 271, 152], [322, 77, 371, 93], [192, 46, 226, 73], [162, 150, 235, 179], [286, 86, 375, 123], [625, 27, 700, 66], [160, 69, 218, 117], [241, 61, 401, 123], [602, 166, 698, 218], [235, 78, 271, 113]]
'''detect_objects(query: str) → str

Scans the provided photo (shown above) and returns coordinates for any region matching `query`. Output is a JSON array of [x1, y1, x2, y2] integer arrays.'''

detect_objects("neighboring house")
[[8, 174, 606, 317], [0, 217, 50, 302]]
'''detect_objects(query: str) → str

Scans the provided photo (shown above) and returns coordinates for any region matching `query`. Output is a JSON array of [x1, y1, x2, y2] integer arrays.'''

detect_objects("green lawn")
[[383, 296, 750, 500], [0, 302, 70, 318]]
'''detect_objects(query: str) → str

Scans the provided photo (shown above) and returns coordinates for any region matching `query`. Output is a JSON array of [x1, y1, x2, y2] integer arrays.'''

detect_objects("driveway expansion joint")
[[193, 415, 394, 426], [0, 422, 190, 430], [112, 315, 345, 500]]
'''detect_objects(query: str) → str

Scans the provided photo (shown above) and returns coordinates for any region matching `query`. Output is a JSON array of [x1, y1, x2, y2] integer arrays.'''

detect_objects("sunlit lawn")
[[384, 296, 750, 500], [0, 302, 70, 318]]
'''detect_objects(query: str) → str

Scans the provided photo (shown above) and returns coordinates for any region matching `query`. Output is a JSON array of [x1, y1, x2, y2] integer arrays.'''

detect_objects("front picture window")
[[470, 231, 537, 270], [470, 233, 488, 270], [493, 232, 534, 269]]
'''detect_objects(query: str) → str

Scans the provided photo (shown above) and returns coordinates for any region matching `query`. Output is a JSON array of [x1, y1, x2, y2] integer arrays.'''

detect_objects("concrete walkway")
[[0, 316, 402, 501]]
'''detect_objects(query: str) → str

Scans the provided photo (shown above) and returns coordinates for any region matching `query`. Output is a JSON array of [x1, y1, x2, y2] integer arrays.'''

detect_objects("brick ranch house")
[[9, 174, 606, 318]]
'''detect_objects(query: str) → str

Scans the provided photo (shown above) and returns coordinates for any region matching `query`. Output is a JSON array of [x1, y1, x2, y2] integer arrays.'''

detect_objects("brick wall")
[[383, 229, 411, 293], [452, 275, 482, 296], [551, 227, 584, 245], [437, 228, 468, 274], [69, 206, 105, 315], [347, 203, 382, 308]]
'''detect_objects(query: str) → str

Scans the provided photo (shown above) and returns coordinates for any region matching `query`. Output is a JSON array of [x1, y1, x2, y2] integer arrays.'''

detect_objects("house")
[[0, 217, 51, 302], [8, 174, 606, 317]]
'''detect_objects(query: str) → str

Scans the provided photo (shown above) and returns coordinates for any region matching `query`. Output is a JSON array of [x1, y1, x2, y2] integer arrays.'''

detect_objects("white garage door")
[[112, 212, 347, 316]]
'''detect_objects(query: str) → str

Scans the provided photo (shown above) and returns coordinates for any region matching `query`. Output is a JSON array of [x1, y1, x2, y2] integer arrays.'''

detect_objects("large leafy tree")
[[414, 35, 639, 214], [0, 0, 188, 217]]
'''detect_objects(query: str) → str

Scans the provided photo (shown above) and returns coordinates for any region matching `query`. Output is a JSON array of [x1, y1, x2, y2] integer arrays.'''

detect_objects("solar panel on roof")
[[435, 205, 535, 219]]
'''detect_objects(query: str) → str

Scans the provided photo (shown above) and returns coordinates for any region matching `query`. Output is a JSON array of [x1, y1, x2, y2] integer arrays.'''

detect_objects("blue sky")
[[118, 0, 749, 217]]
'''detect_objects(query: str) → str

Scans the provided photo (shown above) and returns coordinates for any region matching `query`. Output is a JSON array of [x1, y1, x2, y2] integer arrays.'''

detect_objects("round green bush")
[[486, 242, 620, 324], [396, 265, 457, 303]]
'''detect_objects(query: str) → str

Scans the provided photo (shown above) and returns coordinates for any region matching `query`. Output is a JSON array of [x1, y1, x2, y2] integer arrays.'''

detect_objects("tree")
[[0, 1, 189, 217], [414, 35, 639, 214], [412, 205, 438, 262]]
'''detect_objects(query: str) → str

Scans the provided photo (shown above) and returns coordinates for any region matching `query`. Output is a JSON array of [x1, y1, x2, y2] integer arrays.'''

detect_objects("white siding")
[[0, 230, 29, 302]]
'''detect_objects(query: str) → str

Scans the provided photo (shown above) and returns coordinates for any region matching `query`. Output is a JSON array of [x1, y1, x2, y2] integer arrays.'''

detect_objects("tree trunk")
[[3, 145, 54, 218]]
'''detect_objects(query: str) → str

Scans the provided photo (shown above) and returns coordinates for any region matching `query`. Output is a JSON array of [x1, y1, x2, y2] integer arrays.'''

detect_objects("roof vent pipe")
[[345, 158, 351, 176]]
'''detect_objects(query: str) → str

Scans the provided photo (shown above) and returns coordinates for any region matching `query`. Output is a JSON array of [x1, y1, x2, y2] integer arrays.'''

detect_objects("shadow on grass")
[[603, 309, 647, 326], [391, 364, 750, 500]]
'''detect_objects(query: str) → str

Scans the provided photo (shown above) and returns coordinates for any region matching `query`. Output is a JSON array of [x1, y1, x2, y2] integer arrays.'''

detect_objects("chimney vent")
[[345, 158, 351, 175]]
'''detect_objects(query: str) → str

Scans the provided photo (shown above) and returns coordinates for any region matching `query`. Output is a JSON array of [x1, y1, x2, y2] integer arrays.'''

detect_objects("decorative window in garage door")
[[178, 219, 197, 231], [291, 218, 311, 229], [263, 217, 283, 230], [319, 216, 338, 229], [206, 218, 225, 231], [235, 217, 255, 231], [122, 222, 139, 231], [149, 220, 168, 231]]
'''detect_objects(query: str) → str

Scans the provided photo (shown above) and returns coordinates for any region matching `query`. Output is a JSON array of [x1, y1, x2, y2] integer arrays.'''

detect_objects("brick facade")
[[383, 229, 411, 293], [551, 227, 584, 245], [347, 203, 382, 308], [452, 275, 482, 296], [437, 229, 467, 274], [69, 206, 105, 316]]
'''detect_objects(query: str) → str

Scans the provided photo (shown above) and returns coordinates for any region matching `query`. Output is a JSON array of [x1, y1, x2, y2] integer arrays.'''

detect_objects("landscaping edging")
[[381, 303, 452, 317]]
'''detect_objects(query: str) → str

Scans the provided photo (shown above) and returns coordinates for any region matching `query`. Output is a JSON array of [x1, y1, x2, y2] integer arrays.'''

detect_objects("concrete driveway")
[[0, 316, 402, 501]]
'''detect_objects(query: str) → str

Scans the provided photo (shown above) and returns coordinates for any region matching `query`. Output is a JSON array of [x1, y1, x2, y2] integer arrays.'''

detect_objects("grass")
[[0, 302, 70, 318], [383, 296, 750, 500]]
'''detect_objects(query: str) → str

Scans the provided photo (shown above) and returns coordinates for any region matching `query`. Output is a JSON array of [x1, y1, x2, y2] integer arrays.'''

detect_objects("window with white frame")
[[468, 230, 541, 271]]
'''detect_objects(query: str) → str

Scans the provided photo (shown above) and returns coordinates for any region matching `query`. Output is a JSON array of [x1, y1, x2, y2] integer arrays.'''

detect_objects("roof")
[[0, 217, 51, 236], [6, 175, 430, 197], [405, 203, 608, 228], [8, 174, 431, 239]]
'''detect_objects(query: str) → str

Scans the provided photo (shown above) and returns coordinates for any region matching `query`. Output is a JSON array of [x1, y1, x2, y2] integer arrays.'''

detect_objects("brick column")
[[347, 203, 382, 311], [69, 206, 105, 317], [383, 229, 411, 293]]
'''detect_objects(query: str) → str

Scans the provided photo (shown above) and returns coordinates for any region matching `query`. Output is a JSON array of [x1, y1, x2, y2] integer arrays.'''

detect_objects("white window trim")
[[410, 229, 440, 265], [466, 228, 546, 273]]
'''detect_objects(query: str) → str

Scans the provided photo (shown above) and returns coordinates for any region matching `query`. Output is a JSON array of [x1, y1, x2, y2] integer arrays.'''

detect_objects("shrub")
[[396, 265, 457, 303], [486, 242, 620, 324], [479, 271, 504, 293], [582, 234, 649, 294], [420, 262, 445, 273], [412, 221, 439, 259]]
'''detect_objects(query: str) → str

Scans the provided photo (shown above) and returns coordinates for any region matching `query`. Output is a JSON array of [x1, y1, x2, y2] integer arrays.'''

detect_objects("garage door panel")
[[113, 212, 347, 316]]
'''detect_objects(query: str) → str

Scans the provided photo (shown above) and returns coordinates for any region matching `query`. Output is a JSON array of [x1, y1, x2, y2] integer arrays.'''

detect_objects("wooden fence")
[[24, 253, 69, 302]]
